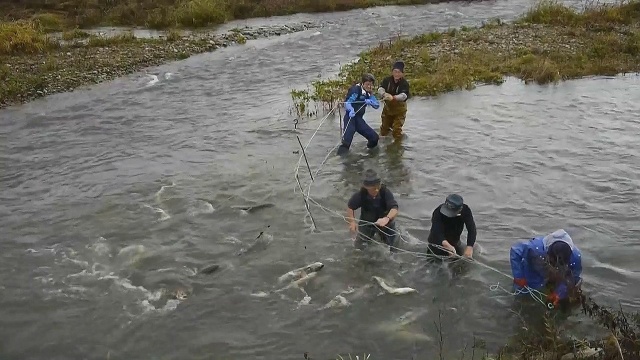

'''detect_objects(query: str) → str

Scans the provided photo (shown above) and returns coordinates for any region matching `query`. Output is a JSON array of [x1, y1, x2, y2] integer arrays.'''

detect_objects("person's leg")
[[378, 221, 399, 252], [355, 116, 380, 149], [337, 113, 357, 155], [392, 109, 407, 141], [379, 106, 393, 137], [354, 223, 377, 250]]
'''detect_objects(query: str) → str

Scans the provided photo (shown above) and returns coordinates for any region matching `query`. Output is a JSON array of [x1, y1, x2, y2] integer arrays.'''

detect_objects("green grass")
[[291, 0, 640, 113]]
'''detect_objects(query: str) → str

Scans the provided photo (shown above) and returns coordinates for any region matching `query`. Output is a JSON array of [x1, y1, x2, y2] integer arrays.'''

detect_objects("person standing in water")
[[378, 61, 410, 141], [346, 169, 399, 252], [337, 74, 381, 156], [426, 194, 477, 258]]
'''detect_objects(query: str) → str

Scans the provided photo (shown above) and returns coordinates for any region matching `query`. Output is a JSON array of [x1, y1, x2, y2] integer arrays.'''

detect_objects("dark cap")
[[362, 169, 381, 186], [548, 241, 572, 266], [392, 61, 405, 72], [440, 194, 464, 217]]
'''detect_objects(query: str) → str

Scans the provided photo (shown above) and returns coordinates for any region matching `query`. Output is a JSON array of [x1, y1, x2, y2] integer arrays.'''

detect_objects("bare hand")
[[383, 93, 393, 101], [349, 222, 357, 237], [375, 217, 390, 227], [464, 246, 474, 258]]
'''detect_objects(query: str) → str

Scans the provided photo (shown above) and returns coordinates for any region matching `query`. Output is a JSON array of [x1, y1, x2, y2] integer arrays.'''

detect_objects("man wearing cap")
[[510, 229, 583, 308], [337, 73, 381, 156], [377, 61, 410, 142], [346, 169, 399, 252], [426, 194, 477, 258]]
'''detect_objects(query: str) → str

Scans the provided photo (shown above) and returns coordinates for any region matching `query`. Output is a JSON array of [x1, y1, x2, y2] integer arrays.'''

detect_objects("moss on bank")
[[0, 0, 482, 30], [292, 0, 640, 113]]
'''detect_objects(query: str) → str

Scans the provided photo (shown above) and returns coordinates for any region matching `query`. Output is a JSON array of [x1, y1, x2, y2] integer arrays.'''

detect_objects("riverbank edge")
[[290, 0, 640, 116], [0, 22, 319, 109], [0, 0, 485, 31]]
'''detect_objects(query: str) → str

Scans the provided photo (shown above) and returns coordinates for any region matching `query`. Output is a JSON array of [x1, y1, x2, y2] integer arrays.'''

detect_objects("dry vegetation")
[[0, 0, 479, 30]]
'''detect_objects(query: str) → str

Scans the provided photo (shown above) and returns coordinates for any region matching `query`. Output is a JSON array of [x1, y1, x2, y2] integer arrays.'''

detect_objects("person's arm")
[[383, 188, 399, 221], [552, 248, 583, 300], [346, 192, 361, 226], [366, 93, 380, 109], [510, 241, 529, 287], [344, 86, 357, 115], [429, 208, 455, 253], [377, 77, 388, 96], [463, 206, 477, 248], [391, 80, 410, 102], [571, 248, 583, 285]]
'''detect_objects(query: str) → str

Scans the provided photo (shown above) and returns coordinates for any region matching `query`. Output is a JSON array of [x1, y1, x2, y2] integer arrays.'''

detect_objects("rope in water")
[[290, 95, 554, 309]]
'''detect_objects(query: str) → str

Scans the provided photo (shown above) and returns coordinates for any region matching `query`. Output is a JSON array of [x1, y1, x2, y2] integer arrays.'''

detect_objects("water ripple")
[[1, 0, 638, 359]]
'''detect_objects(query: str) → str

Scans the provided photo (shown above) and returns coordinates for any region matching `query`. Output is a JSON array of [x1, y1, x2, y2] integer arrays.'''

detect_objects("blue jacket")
[[509, 229, 582, 300], [344, 83, 379, 118]]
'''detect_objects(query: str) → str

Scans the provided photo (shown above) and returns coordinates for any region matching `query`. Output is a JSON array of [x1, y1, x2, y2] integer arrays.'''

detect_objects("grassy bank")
[[291, 0, 640, 114], [0, 22, 308, 108], [0, 0, 481, 30]]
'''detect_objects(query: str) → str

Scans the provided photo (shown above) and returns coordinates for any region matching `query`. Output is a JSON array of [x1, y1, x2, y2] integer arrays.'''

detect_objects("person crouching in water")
[[510, 229, 583, 309], [346, 169, 399, 252], [426, 194, 477, 259], [336, 74, 381, 156], [378, 61, 410, 142]]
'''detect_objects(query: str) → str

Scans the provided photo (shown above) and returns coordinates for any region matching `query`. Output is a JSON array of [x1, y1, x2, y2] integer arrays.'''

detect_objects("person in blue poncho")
[[336, 73, 381, 156], [510, 229, 583, 308]]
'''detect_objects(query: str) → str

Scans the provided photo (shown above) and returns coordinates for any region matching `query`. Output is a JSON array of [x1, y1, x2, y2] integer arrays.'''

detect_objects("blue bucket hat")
[[440, 194, 463, 217]]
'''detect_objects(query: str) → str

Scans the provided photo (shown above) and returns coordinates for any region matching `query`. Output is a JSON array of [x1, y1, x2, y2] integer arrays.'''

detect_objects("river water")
[[2, 0, 639, 359]]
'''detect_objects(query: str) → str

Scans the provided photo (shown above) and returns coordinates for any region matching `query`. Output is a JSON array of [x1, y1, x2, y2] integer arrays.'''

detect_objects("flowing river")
[[1, 0, 639, 358]]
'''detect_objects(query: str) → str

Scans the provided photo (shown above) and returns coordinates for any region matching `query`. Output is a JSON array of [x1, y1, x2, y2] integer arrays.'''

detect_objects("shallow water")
[[1, 0, 639, 359]]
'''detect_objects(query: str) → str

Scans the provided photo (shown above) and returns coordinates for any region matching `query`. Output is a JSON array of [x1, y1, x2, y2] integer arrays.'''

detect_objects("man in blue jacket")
[[510, 229, 583, 308], [336, 73, 381, 156]]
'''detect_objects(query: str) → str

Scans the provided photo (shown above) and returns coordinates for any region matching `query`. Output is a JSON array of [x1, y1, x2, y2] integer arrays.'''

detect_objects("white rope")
[[306, 195, 552, 308], [290, 92, 555, 310]]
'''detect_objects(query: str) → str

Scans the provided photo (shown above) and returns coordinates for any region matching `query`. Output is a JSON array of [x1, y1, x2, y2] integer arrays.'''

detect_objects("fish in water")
[[166, 288, 189, 301], [231, 203, 275, 213], [372, 276, 417, 295], [278, 262, 324, 284], [200, 264, 220, 274], [374, 309, 432, 343], [319, 294, 351, 310], [252, 262, 324, 299]]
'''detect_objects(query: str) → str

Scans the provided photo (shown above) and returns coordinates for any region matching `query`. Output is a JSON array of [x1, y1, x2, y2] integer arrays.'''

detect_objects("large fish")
[[372, 276, 417, 295], [277, 262, 325, 284], [251, 262, 325, 299]]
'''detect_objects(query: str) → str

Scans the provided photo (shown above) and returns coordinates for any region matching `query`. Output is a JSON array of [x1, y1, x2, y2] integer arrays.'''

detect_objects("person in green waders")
[[377, 61, 410, 141]]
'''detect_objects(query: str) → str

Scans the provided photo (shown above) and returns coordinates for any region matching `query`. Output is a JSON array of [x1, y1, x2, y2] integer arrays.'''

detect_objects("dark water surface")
[[1, 1, 639, 359]]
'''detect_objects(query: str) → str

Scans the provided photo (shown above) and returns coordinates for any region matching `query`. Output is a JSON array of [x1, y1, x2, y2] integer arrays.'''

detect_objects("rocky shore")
[[0, 21, 317, 109]]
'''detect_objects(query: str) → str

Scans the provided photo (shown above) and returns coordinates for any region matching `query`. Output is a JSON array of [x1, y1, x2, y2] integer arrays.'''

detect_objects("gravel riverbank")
[[0, 21, 317, 109]]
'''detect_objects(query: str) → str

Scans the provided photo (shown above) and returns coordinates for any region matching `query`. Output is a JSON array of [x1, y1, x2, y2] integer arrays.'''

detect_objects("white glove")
[[377, 87, 386, 96]]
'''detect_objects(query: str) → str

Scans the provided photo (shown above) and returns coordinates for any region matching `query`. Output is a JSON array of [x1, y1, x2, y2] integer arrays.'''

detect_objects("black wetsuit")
[[426, 204, 477, 256]]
